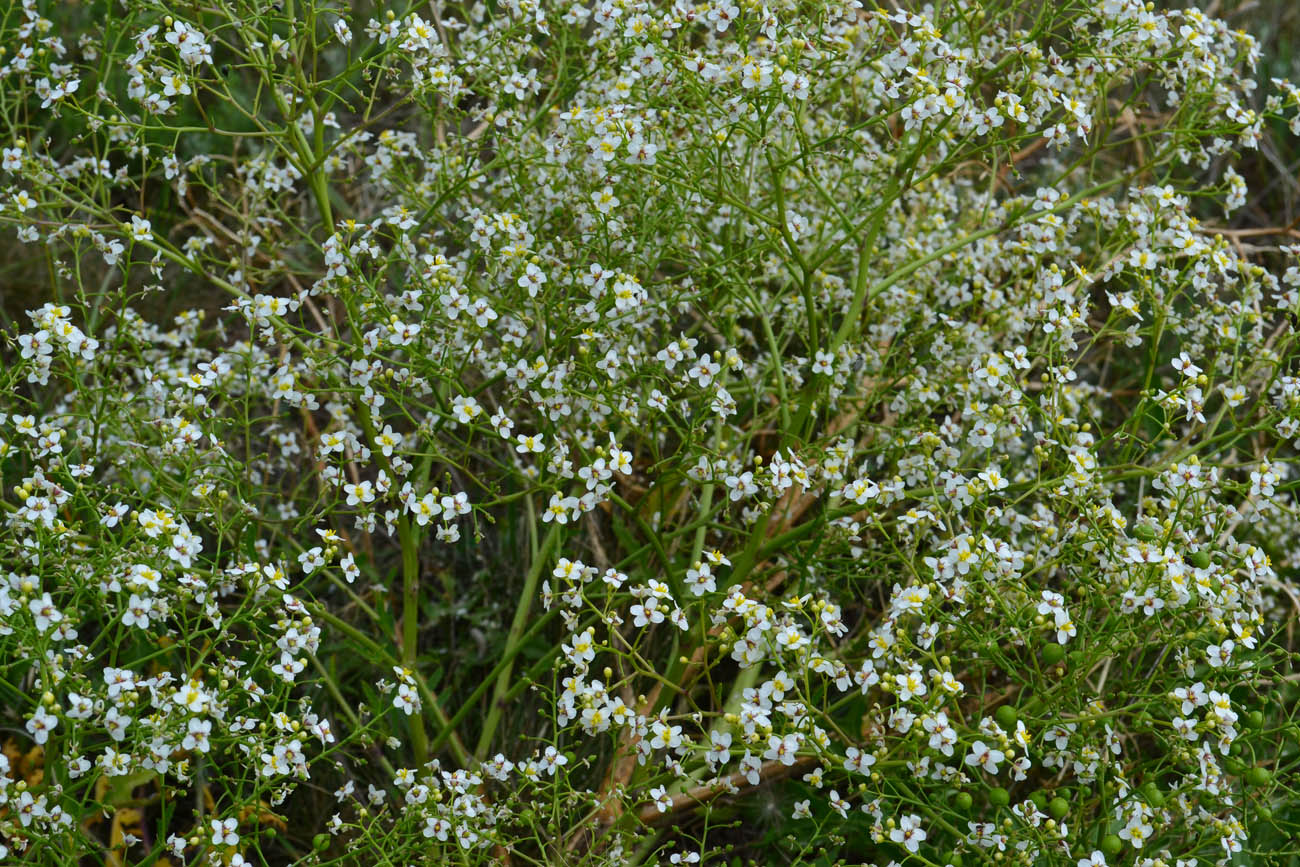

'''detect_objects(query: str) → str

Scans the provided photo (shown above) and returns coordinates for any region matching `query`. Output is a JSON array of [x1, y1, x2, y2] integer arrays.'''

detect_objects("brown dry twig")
[[636, 755, 819, 827]]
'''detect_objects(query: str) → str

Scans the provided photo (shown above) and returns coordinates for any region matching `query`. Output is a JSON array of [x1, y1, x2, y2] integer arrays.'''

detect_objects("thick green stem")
[[474, 518, 561, 759], [310, 602, 471, 766], [398, 515, 429, 768], [429, 604, 565, 756]]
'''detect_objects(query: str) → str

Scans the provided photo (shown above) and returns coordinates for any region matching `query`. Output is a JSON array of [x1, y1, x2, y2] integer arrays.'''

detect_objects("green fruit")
[[953, 791, 974, 813], [988, 787, 1010, 808], [1246, 710, 1265, 730], [948, 853, 965, 867], [1042, 644, 1066, 665], [1245, 766, 1273, 787], [1230, 740, 1243, 756], [1028, 791, 1048, 810], [1101, 835, 1123, 857], [313, 833, 330, 853], [1257, 804, 1274, 821], [995, 705, 1018, 730], [1048, 797, 1069, 820], [1188, 550, 1211, 569], [1142, 782, 1165, 808], [1133, 524, 1157, 541], [1224, 757, 1245, 776]]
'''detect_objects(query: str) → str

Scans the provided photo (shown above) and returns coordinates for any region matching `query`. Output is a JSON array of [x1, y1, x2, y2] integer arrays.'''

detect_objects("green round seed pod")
[[1048, 797, 1069, 820], [1188, 550, 1211, 569], [948, 853, 965, 867], [1246, 710, 1265, 730], [953, 791, 974, 813], [1245, 766, 1272, 787], [1230, 740, 1243, 756], [1257, 804, 1274, 821], [994, 705, 1018, 730], [988, 787, 1010, 808], [1224, 757, 1245, 776], [1133, 524, 1157, 541], [1101, 835, 1123, 857], [1028, 790, 1048, 811], [1142, 781, 1165, 808], [1042, 644, 1066, 666]]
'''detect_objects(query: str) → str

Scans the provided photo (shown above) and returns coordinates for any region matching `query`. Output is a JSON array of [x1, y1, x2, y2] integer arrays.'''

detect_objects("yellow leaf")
[[107, 807, 145, 867]]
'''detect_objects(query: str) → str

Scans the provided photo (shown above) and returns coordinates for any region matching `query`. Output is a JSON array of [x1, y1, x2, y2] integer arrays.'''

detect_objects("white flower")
[[685, 561, 716, 596], [130, 215, 152, 242], [25, 706, 58, 745], [412, 493, 443, 526], [889, 814, 927, 852], [1172, 352, 1201, 378], [650, 785, 673, 812], [518, 262, 547, 297], [706, 730, 732, 767], [173, 679, 210, 714], [841, 477, 879, 504], [211, 817, 239, 847], [923, 712, 958, 756], [184, 718, 213, 753], [452, 394, 483, 424], [28, 593, 62, 632], [843, 746, 877, 775], [1119, 815, 1152, 848], [725, 471, 757, 501], [540, 745, 568, 775], [764, 732, 801, 766], [344, 480, 376, 506], [966, 740, 1005, 775], [1206, 640, 1234, 668], [375, 424, 402, 457], [543, 493, 579, 524]]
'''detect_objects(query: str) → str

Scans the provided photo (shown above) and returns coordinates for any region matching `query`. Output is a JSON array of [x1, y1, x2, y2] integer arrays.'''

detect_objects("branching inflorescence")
[[1, 0, 1299, 864]]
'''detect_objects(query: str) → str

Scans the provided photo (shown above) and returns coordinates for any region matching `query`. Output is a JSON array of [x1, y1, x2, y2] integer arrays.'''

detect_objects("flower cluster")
[[1, 0, 1298, 864]]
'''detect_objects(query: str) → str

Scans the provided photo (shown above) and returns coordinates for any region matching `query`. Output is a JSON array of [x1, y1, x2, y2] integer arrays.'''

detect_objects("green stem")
[[428, 604, 565, 756], [398, 515, 429, 768], [474, 519, 562, 759], [309, 603, 470, 767]]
